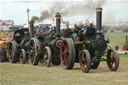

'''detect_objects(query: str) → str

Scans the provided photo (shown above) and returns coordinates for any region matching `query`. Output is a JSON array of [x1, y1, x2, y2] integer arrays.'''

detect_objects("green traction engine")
[[60, 8, 119, 73]]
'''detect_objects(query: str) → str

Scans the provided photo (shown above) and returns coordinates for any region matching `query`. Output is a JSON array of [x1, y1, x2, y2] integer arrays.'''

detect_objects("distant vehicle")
[[0, 30, 12, 62], [39, 24, 51, 33], [0, 20, 14, 62], [8, 28, 30, 64], [0, 20, 14, 31]]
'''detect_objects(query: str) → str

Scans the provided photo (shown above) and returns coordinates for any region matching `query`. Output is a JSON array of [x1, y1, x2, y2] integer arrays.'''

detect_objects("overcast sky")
[[0, 0, 128, 25]]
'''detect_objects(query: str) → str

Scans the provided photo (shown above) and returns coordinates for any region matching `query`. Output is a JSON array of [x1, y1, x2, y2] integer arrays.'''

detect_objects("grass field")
[[0, 32, 128, 85], [0, 54, 128, 85], [105, 32, 128, 49]]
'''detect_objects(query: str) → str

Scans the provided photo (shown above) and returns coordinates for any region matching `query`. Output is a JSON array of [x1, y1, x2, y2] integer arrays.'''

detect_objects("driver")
[[74, 24, 80, 33], [86, 23, 96, 37], [35, 28, 42, 35], [64, 24, 73, 38]]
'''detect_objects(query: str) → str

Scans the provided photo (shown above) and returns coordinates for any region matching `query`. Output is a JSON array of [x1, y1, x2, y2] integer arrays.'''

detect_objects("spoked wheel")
[[60, 38, 75, 69], [43, 47, 52, 67], [8, 41, 18, 63], [107, 48, 119, 71], [80, 50, 91, 73], [91, 62, 100, 69], [29, 39, 39, 65], [19, 49, 26, 64]]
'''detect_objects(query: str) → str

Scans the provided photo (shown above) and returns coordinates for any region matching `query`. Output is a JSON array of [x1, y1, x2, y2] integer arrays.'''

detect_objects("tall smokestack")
[[52, 18, 55, 24], [61, 17, 63, 24], [26, 8, 30, 25], [96, 8, 103, 31], [29, 20, 34, 38], [55, 12, 61, 35]]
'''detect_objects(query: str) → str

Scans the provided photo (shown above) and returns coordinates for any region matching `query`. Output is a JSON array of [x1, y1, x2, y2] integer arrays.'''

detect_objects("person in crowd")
[[74, 24, 80, 33], [35, 28, 42, 35], [86, 23, 96, 37], [89, 23, 94, 28], [64, 24, 73, 38]]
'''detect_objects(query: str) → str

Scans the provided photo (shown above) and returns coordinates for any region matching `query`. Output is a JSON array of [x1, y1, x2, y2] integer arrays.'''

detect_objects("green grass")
[[105, 32, 128, 49], [0, 55, 128, 85]]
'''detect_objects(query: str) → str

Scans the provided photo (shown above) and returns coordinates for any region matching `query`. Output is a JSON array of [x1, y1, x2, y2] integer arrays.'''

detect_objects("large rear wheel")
[[107, 48, 119, 71], [80, 50, 91, 73], [60, 38, 75, 69]]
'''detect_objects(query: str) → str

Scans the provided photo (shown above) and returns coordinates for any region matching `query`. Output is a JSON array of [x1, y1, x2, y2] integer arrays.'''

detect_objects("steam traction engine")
[[29, 12, 62, 66], [8, 28, 30, 64], [60, 8, 119, 73]]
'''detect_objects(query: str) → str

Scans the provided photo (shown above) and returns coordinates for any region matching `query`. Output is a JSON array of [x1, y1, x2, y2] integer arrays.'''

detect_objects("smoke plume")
[[31, 0, 107, 23]]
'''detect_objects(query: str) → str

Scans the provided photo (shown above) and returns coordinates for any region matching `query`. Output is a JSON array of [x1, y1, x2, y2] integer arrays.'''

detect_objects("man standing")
[[35, 28, 42, 35], [86, 23, 96, 37], [64, 24, 73, 38], [74, 24, 80, 33]]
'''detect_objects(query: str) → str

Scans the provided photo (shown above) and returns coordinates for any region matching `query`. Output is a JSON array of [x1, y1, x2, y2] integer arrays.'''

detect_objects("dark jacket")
[[86, 26, 96, 37], [74, 27, 80, 34], [64, 29, 73, 38]]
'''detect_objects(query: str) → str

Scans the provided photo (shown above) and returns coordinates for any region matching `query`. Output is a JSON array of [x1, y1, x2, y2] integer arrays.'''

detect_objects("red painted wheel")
[[60, 38, 75, 69], [107, 48, 119, 71], [80, 50, 91, 73]]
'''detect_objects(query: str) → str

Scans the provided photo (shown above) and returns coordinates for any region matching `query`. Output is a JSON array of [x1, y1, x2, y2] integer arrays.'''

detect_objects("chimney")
[[61, 17, 63, 24], [96, 8, 103, 31], [55, 12, 61, 35], [52, 17, 54, 24], [29, 20, 34, 38]]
